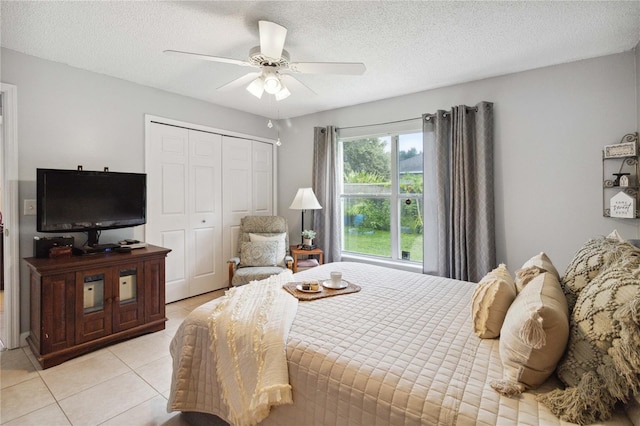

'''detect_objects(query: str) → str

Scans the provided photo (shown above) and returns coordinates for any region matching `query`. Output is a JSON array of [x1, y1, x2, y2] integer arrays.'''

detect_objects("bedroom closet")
[[145, 117, 275, 303]]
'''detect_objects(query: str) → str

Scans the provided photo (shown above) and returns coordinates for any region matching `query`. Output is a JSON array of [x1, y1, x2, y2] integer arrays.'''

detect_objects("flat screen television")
[[37, 168, 147, 247]]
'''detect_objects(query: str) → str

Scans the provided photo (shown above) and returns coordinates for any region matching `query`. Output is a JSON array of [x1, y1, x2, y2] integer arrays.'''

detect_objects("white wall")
[[278, 51, 640, 275], [1, 48, 277, 332]]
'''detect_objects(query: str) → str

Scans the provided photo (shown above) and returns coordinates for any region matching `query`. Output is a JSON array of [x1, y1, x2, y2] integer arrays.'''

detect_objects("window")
[[339, 131, 423, 263]]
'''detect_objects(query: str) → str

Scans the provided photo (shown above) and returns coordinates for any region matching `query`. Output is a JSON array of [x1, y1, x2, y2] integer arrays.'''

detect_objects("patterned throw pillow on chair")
[[249, 233, 287, 266], [239, 241, 279, 267]]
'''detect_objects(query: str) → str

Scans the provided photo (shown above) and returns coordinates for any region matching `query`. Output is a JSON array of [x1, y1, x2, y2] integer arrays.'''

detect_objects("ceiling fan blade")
[[217, 72, 262, 91], [287, 62, 366, 75], [164, 50, 254, 67], [258, 21, 287, 60], [280, 74, 317, 95]]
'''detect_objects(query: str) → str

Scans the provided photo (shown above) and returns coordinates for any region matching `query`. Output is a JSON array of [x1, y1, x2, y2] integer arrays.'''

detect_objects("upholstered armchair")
[[228, 216, 293, 286]]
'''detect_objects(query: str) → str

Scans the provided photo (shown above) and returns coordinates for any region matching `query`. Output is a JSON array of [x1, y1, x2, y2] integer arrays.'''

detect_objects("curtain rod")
[[337, 116, 422, 131], [338, 105, 480, 131], [424, 106, 479, 121]]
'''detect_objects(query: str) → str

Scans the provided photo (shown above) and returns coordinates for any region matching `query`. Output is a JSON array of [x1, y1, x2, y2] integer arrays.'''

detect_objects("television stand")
[[74, 243, 121, 255], [24, 244, 171, 368]]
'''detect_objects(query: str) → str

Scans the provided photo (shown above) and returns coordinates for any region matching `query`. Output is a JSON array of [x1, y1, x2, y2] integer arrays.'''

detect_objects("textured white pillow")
[[249, 233, 287, 266], [471, 264, 516, 338], [491, 272, 569, 397]]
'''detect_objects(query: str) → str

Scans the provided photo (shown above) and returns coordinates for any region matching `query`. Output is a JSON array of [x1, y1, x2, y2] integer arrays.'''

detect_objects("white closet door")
[[147, 124, 189, 302], [188, 130, 223, 296], [221, 138, 274, 278], [222, 137, 252, 266], [253, 140, 273, 215], [147, 123, 223, 302]]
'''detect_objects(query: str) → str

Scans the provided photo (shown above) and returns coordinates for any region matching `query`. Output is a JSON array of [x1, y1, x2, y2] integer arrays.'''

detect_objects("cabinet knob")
[[202, 219, 206, 223]]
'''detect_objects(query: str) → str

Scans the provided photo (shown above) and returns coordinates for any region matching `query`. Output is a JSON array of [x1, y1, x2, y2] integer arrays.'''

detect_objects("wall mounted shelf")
[[602, 132, 639, 218]]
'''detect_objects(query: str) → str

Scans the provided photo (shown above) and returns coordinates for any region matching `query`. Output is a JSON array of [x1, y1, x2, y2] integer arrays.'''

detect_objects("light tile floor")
[[0, 289, 225, 425]]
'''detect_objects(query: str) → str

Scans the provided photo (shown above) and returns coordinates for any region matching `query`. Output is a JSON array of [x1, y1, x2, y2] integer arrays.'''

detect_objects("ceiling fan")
[[164, 20, 366, 101]]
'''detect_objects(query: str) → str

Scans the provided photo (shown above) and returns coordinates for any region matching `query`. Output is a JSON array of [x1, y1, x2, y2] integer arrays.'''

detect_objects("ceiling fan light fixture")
[[262, 68, 282, 94], [166, 20, 366, 102], [246, 77, 264, 98], [275, 85, 291, 101]]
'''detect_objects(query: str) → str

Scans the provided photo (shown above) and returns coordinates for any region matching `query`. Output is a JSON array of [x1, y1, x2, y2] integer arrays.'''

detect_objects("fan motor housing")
[[249, 46, 290, 68]]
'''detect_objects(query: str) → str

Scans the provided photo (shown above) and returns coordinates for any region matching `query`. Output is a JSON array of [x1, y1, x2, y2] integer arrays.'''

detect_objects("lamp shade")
[[275, 84, 291, 101], [263, 69, 282, 94], [246, 77, 265, 98], [289, 188, 322, 210]]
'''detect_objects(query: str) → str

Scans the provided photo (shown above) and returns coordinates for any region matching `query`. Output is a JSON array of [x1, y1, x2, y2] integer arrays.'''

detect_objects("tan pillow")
[[471, 264, 516, 338], [538, 253, 640, 425], [249, 233, 287, 266], [515, 252, 559, 292], [491, 272, 569, 397]]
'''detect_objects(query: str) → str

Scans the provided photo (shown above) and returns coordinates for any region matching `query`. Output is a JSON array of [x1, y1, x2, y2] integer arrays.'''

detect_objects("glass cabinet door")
[[114, 263, 144, 332], [76, 269, 113, 344], [119, 268, 137, 304], [83, 274, 105, 314]]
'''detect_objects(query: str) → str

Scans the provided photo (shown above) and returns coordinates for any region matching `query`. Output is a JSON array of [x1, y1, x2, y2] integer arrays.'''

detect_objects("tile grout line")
[[95, 393, 161, 426], [2, 292, 223, 425]]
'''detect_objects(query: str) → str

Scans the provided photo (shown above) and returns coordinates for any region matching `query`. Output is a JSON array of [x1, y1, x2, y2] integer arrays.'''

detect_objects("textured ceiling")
[[1, 1, 639, 119]]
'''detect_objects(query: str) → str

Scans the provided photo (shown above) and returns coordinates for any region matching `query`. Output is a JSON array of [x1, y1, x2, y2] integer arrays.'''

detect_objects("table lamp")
[[289, 187, 322, 247]]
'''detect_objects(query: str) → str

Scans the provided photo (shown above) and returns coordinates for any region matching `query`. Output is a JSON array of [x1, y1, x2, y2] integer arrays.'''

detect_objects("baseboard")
[[20, 331, 30, 347]]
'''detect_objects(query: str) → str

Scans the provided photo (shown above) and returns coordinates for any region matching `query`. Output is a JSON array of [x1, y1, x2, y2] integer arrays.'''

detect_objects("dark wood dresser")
[[24, 244, 170, 369]]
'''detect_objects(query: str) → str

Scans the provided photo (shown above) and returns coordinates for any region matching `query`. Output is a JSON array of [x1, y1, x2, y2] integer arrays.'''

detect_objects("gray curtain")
[[423, 102, 495, 282], [312, 126, 342, 263]]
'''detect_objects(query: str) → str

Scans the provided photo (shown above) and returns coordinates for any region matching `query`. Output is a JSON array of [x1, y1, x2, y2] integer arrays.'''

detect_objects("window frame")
[[338, 129, 423, 265]]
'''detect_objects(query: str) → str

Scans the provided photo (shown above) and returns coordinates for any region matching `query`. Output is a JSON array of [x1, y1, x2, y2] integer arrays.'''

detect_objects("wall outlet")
[[24, 199, 37, 216]]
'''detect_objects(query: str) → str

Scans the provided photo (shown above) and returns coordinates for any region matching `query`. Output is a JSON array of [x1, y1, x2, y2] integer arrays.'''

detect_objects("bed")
[[167, 261, 635, 425]]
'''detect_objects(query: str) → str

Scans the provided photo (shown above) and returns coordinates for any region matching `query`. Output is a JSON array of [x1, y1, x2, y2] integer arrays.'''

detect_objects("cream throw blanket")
[[208, 271, 298, 426]]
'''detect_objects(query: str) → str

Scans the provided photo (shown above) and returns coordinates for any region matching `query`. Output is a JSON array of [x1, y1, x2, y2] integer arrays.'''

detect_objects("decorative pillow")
[[561, 232, 639, 312], [249, 233, 287, 266], [538, 253, 640, 425], [491, 272, 569, 397], [239, 241, 278, 267], [471, 264, 517, 338], [515, 252, 559, 292]]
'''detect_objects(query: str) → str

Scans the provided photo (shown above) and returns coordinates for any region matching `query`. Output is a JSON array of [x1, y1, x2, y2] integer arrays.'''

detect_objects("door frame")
[[1, 83, 20, 349]]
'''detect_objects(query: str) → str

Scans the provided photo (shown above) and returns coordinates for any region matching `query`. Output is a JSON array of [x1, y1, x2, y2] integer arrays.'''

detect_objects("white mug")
[[330, 271, 342, 285]]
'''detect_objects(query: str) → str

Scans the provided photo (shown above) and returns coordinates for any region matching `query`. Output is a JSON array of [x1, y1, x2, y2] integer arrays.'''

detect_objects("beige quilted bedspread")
[[167, 262, 633, 425]]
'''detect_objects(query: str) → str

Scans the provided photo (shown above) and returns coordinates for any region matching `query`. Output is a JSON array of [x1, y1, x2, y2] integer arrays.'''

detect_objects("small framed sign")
[[610, 191, 636, 218], [604, 142, 637, 158]]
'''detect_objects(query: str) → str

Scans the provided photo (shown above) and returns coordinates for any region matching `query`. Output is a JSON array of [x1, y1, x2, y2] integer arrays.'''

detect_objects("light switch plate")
[[24, 199, 37, 216]]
